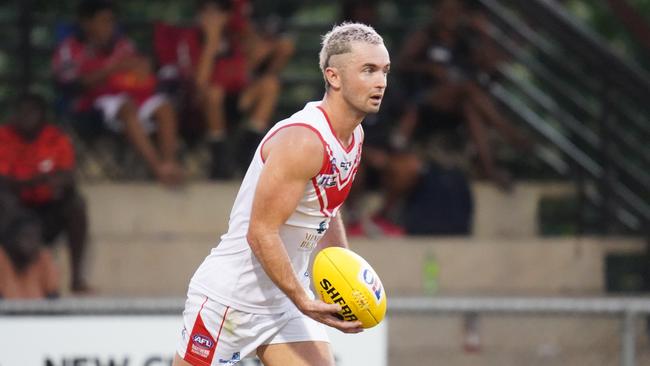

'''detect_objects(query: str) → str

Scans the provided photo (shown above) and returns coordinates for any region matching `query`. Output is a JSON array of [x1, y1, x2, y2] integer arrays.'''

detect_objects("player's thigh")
[[257, 310, 333, 366], [257, 341, 334, 366]]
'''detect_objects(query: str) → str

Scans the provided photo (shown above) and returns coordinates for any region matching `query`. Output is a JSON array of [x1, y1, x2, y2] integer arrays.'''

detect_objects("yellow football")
[[312, 247, 387, 328]]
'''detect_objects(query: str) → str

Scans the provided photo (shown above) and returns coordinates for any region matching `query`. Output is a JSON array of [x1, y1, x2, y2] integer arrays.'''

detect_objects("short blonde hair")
[[319, 22, 384, 89]]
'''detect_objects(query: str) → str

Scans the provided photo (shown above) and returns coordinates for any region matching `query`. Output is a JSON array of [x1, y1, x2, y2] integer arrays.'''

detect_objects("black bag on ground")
[[403, 162, 473, 235]]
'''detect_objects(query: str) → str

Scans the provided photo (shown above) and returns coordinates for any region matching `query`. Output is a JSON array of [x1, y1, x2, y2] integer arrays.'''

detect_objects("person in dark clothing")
[[397, 0, 530, 189], [0, 212, 60, 299], [0, 93, 90, 293]]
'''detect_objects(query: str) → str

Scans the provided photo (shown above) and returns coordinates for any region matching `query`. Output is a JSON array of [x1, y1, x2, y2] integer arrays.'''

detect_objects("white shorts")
[[176, 289, 329, 366], [93, 93, 167, 134]]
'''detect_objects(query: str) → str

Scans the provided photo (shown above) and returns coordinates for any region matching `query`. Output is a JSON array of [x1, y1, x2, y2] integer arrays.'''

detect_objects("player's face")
[[339, 42, 390, 115]]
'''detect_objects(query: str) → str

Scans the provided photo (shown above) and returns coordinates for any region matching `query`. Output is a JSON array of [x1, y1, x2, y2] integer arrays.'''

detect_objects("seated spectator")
[[0, 214, 60, 299], [52, 0, 184, 186], [341, 0, 477, 236], [397, 0, 530, 189], [155, 0, 294, 179], [337, 1, 422, 236], [0, 93, 90, 293]]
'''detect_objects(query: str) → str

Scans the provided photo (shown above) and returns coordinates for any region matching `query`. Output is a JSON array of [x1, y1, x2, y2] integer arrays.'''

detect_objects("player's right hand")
[[298, 299, 364, 334]]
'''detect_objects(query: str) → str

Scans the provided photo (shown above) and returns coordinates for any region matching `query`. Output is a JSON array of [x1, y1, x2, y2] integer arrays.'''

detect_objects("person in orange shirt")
[[0, 213, 60, 299], [0, 93, 89, 293]]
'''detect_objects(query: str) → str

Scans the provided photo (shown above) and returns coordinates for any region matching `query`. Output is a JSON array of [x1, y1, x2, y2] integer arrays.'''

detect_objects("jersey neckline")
[[316, 105, 356, 153]]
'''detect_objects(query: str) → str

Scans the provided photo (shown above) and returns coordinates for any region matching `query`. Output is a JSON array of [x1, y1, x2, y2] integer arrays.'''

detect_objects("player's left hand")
[[297, 298, 364, 334]]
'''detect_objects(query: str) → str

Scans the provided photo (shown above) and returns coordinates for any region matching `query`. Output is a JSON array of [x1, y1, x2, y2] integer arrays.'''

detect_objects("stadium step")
[[79, 181, 576, 239], [54, 234, 644, 297], [57, 182, 644, 297]]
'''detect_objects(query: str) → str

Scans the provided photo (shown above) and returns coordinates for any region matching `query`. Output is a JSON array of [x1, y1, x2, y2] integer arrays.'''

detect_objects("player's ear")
[[325, 66, 342, 90]]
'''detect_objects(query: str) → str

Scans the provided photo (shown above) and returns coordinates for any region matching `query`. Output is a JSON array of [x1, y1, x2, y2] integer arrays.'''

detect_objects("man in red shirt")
[[0, 93, 89, 293], [53, 0, 183, 185], [156, 0, 294, 179]]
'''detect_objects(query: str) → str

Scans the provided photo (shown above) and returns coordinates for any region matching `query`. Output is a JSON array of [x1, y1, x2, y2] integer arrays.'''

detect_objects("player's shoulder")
[[266, 123, 324, 156], [262, 107, 326, 174], [262, 125, 325, 178]]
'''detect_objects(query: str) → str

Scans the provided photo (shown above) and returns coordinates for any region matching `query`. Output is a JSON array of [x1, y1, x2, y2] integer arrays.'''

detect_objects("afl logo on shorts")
[[193, 334, 214, 349], [191, 333, 215, 357]]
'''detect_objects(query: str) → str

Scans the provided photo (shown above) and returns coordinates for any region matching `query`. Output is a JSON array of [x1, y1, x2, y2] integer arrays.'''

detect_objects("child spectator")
[[53, 0, 184, 186], [155, 0, 294, 178]]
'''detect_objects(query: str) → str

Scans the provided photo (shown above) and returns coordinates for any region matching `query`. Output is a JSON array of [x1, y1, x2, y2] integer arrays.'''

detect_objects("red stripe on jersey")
[[184, 299, 228, 366], [316, 105, 355, 153], [259, 123, 330, 175], [311, 177, 330, 217], [214, 306, 230, 353]]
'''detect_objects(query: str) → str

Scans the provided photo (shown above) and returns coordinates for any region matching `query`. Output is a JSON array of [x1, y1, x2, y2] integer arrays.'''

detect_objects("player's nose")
[[375, 73, 387, 90]]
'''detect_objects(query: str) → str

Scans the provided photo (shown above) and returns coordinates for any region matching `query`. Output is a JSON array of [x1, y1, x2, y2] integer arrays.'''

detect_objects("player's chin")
[[365, 101, 382, 113]]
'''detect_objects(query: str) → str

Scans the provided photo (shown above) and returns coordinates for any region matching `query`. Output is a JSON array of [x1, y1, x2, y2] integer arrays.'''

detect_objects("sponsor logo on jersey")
[[317, 220, 328, 234], [299, 232, 323, 251], [319, 278, 359, 321], [360, 268, 383, 304], [317, 174, 338, 188], [219, 352, 241, 365], [339, 160, 353, 171]]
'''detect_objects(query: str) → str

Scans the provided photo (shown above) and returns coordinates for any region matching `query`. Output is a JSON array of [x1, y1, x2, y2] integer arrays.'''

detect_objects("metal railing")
[[477, 0, 650, 236], [1, 296, 649, 366]]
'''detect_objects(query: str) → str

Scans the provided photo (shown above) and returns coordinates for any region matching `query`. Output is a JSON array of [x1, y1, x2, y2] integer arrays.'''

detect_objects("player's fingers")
[[337, 321, 364, 334], [312, 300, 342, 314], [321, 314, 363, 333], [341, 326, 364, 334]]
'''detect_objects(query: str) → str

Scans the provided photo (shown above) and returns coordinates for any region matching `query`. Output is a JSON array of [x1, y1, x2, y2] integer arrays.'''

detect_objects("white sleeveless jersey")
[[189, 101, 364, 314]]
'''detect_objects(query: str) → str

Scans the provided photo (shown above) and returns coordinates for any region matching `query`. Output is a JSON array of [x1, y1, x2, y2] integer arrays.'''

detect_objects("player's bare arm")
[[247, 126, 362, 333]]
